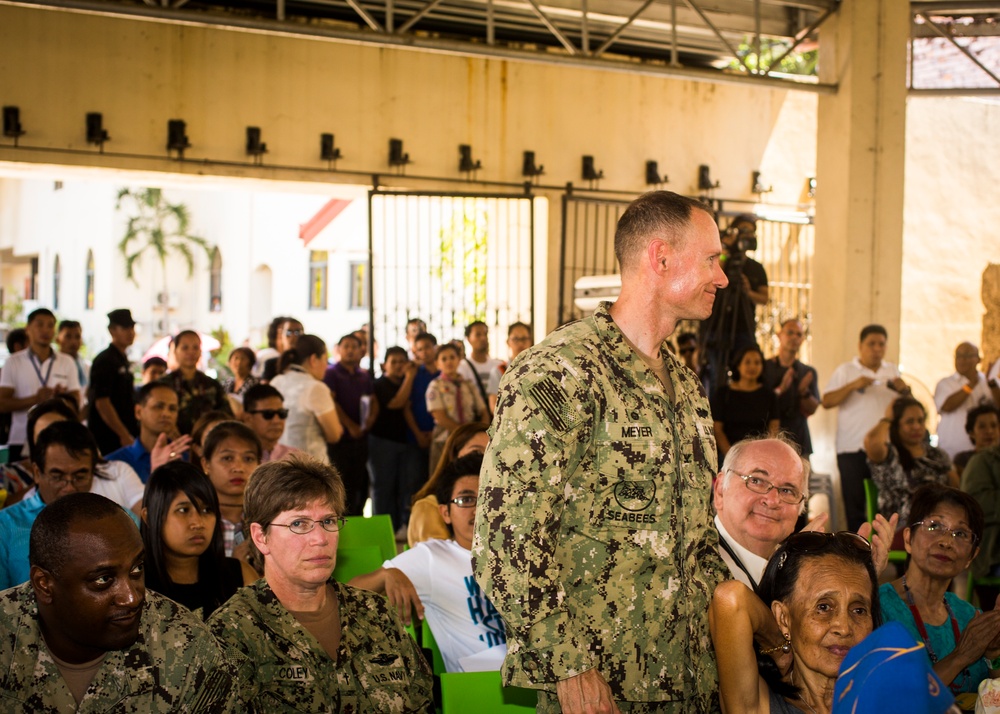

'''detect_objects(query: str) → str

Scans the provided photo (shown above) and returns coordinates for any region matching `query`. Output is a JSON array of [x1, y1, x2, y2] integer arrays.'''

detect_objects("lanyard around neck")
[[28, 351, 54, 388]]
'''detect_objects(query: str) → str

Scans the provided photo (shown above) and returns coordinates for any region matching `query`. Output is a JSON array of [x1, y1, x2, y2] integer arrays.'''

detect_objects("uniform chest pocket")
[[588, 433, 673, 534]]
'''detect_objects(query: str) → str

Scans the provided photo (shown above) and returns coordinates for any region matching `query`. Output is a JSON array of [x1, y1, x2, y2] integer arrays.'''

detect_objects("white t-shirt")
[[457, 356, 503, 393], [384, 538, 507, 673], [823, 358, 901, 453], [271, 366, 335, 464], [934, 371, 994, 459], [91, 460, 145, 512], [0, 349, 80, 446]]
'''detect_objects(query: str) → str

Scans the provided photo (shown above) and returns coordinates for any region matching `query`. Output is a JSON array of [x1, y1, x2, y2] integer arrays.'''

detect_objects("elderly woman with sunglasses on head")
[[208, 455, 432, 712], [710, 530, 881, 713], [879, 483, 1000, 703]]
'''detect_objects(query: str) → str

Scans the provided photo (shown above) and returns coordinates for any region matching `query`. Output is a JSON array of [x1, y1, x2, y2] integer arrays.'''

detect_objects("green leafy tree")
[[436, 211, 489, 328], [116, 188, 213, 335], [729, 38, 818, 76]]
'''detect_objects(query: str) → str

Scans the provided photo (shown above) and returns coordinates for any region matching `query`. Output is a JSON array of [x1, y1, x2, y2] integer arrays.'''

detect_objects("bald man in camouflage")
[[473, 190, 730, 714]]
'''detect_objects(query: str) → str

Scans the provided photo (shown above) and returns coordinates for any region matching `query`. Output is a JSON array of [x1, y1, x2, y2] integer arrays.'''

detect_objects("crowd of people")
[[0, 189, 998, 711]]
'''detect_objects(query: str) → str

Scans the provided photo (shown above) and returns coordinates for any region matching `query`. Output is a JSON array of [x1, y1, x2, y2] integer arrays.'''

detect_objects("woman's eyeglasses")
[[910, 520, 978, 547], [268, 517, 345, 535]]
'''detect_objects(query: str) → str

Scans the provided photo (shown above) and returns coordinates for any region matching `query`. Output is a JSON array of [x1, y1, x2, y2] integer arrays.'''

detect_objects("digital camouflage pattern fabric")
[[208, 577, 433, 713], [472, 301, 726, 712], [0, 585, 235, 713]]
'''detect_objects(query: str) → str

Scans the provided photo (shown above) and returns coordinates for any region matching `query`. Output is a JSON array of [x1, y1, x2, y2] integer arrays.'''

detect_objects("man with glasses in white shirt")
[[714, 435, 896, 591]]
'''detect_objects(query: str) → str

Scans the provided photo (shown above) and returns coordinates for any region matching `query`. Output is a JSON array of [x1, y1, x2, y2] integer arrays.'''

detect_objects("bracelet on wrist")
[[962, 384, 974, 395], [988, 655, 1000, 671]]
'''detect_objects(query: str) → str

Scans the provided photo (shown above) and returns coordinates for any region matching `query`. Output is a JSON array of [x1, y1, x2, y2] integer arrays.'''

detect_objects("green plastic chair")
[[332, 545, 384, 584], [863, 479, 906, 564], [440, 671, 537, 713], [422, 617, 446, 675], [338, 514, 397, 563]]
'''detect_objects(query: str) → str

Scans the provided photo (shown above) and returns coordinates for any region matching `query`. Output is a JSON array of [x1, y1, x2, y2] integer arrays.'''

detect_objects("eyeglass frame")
[[449, 495, 478, 508], [776, 530, 873, 570], [267, 516, 346, 535], [909, 520, 979, 548], [246, 408, 289, 420], [42, 470, 94, 488], [284, 328, 304, 337], [727, 469, 806, 505]]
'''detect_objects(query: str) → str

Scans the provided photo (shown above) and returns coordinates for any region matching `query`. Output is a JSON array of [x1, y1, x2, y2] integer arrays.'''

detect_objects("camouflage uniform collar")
[[250, 577, 354, 659], [592, 301, 681, 397], [4, 584, 156, 705]]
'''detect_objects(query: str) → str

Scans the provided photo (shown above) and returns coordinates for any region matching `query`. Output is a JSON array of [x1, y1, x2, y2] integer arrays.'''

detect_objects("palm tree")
[[116, 187, 213, 335]]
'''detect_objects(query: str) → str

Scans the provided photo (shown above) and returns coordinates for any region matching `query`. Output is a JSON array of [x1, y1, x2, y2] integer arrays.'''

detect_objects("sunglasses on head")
[[776, 530, 871, 569], [248, 408, 289, 420]]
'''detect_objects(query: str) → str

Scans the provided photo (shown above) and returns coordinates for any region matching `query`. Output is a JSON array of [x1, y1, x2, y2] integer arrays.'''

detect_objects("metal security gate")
[[557, 193, 815, 361], [557, 194, 630, 325], [367, 190, 535, 363]]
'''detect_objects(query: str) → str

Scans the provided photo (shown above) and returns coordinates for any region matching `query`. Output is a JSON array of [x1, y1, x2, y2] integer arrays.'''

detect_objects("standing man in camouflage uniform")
[[473, 190, 730, 713], [0, 492, 234, 712]]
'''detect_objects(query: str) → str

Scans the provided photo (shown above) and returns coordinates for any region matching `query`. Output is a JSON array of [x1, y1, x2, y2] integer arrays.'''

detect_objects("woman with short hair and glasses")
[[351, 453, 507, 673], [710, 529, 880, 713], [208, 455, 432, 712], [879, 483, 1000, 703]]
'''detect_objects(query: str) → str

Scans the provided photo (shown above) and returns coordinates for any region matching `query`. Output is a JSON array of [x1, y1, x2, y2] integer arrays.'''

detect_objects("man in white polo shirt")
[[934, 341, 994, 460], [822, 324, 910, 532], [0, 308, 80, 460]]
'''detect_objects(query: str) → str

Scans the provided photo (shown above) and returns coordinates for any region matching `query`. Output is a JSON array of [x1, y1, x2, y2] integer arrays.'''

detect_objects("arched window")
[[209, 248, 222, 312], [84, 250, 95, 310], [52, 255, 61, 311]]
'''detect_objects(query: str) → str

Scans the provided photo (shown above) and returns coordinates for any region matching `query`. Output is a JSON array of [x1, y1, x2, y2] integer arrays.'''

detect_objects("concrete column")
[[810, 0, 910, 487]]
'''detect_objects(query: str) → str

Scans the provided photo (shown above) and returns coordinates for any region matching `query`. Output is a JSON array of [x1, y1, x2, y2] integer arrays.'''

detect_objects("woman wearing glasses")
[[208, 455, 432, 712], [879, 483, 1000, 703], [710, 529, 880, 713], [351, 453, 507, 673]]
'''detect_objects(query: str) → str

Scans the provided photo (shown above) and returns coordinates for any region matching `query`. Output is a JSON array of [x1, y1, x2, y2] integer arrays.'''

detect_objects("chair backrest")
[[338, 514, 397, 562], [864, 479, 877, 523], [422, 617, 446, 675], [440, 671, 537, 713], [332, 545, 384, 584]]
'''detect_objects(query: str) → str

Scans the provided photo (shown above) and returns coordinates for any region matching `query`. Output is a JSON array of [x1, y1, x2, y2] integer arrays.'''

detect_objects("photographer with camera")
[[698, 214, 769, 392]]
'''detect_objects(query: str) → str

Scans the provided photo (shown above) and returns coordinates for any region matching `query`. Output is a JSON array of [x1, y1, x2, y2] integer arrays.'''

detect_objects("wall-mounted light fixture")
[[389, 138, 411, 170], [166, 119, 190, 158], [320, 133, 342, 166], [246, 127, 267, 163], [645, 160, 667, 186], [582, 155, 604, 182], [85, 113, 110, 151], [3, 106, 25, 144], [458, 144, 482, 174], [522, 151, 544, 180], [698, 164, 719, 191]]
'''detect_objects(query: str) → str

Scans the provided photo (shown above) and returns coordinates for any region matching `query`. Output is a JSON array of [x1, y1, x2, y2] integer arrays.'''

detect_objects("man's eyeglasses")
[[247, 408, 289, 420], [729, 470, 805, 505], [450, 495, 478, 508], [269, 517, 345, 535], [910, 520, 978, 547], [284, 329, 304, 337], [45, 472, 92, 487]]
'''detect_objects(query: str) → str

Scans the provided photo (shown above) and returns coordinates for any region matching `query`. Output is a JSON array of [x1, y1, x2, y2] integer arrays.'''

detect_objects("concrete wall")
[[0, 4, 816, 336], [902, 96, 1000, 398]]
